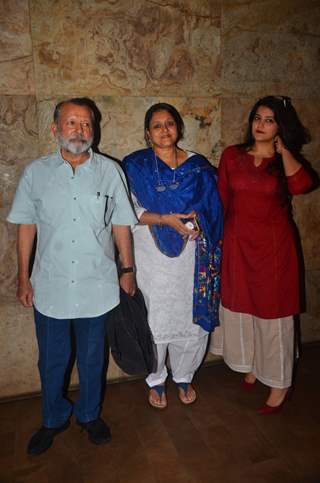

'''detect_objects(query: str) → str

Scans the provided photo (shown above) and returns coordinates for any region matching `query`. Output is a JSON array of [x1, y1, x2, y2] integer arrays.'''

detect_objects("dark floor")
[[1, 344, 320, 483]]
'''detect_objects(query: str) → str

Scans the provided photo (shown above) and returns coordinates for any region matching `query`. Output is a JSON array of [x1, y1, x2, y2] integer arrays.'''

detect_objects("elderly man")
[[7, 98, 137, 455]]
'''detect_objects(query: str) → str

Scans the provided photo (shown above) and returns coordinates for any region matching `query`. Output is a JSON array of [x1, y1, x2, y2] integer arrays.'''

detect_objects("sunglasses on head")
[[272, 96, 292, 108]]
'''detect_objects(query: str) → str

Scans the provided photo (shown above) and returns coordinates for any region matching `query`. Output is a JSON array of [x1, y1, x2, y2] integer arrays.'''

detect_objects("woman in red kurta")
[[211, 96, 312, 414]]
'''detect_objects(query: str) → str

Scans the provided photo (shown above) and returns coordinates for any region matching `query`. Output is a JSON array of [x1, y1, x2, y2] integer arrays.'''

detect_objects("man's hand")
[[112, 224, 136, 296], [119, 272, 136, 296], [17, 278, 34, 307], [16, 224, 36, 308]]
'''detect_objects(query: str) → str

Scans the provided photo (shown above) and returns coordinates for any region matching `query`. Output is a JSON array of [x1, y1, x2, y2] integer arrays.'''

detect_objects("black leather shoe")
[[77, 417, 111, 445], [27, 420, 70, 455]]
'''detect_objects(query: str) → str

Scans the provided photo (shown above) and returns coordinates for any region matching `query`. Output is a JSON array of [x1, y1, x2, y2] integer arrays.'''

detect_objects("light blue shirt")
[[7, 149, 137, 319]]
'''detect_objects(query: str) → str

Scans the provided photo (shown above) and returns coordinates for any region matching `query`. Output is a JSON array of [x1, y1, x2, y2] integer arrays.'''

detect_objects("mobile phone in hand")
[[182, 217, 200, 231]]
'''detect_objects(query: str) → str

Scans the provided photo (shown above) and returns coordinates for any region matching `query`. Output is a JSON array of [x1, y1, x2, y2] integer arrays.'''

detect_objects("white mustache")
[[68, 135, 87, 143], [57, 131, 93, 154]]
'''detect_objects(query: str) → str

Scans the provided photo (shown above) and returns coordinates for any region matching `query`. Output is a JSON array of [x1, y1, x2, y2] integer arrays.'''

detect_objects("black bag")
[[107, 288, 157, 375]]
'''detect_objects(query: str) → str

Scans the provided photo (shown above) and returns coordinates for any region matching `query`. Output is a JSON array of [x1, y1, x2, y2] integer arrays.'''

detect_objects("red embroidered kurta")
[[218, 146, 312, 319]]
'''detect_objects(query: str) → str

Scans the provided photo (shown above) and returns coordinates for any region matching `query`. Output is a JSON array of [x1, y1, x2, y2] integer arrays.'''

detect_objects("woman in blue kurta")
[[123, 103, 223, 408]]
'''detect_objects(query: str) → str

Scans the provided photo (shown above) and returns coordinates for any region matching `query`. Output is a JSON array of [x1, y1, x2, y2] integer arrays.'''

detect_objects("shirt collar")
[[56, 148, 94, 170]]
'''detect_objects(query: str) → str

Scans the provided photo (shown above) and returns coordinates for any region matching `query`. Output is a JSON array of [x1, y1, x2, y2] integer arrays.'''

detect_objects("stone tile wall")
[[0, 0, 319, 398]]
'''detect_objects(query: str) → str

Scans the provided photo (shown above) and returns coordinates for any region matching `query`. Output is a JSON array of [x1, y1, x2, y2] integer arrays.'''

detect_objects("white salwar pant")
[[210, 305, 294, 389], [146, 335, 208, 387]]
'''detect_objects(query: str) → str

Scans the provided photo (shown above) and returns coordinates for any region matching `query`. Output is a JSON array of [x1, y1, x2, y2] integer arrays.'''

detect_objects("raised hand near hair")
[[161, 211, 199, 240], [274, 135, 288, 155], [274, 135, 303, 176]]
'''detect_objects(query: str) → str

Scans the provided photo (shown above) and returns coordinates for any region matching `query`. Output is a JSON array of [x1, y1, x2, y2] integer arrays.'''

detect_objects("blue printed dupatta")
[[123, 148, 223, 332]]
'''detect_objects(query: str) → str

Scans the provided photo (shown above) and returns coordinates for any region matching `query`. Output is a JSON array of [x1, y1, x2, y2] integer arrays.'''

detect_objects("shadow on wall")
[[84, 97, 121, 165]]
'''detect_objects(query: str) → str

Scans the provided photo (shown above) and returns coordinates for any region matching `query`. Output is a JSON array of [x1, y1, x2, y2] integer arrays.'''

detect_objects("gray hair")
[[53, 97, 95, 125]]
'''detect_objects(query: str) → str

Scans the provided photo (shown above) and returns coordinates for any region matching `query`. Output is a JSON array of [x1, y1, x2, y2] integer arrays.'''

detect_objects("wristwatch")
[[120, 266, 134, 274]]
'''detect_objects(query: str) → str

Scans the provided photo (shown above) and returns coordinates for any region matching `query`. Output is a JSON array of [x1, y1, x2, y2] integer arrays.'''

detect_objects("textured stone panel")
[[0, 96, 39, 298], [37, 96, 221, 164], [293, 190, 320, 271], [305, 269, 320, 317], [220, 96, 254, 149], [37, 98, 57, 155], [222, 0, 320, 98], [0, 96, 39, 206], [291, 99, 320, 270], [300, 313, 320, 343], [30, 0, 221, 99], [0, 220, 17, 300], [294, 99, 320, 171], [0, 0, 35, 94]]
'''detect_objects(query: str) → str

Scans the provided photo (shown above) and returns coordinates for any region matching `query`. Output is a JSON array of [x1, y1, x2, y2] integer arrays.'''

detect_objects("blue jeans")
[[34, 308, 108, 428]]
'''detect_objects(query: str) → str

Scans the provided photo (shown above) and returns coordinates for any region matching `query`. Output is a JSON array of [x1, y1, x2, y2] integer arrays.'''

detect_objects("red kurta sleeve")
[[286, 166, 313, 195], [218, 147, 233, 215]]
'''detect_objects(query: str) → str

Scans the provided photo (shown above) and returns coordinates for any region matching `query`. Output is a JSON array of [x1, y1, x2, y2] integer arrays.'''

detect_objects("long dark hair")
[[144, 103, 184, 145], [243, 96, 310, 155], [240, 96, 311, 204]]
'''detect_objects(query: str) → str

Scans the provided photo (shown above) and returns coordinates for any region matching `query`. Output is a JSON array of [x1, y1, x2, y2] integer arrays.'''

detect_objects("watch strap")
[[120, 266, 134, 274]]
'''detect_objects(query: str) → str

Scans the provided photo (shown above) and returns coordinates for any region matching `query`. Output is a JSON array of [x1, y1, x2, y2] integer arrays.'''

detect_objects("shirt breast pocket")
[[89, 193, 115, 227]]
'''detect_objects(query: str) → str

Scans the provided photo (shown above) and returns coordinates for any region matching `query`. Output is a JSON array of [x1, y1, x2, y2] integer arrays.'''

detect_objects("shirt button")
[[72, 240, 75, 243], [73, 197, 77, 200], [73, 218, 76, 222]]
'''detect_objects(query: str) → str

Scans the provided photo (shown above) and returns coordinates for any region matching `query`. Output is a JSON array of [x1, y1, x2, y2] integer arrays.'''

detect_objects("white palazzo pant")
[[210, 305, 294, 389], [146, 335, 208, 387]]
